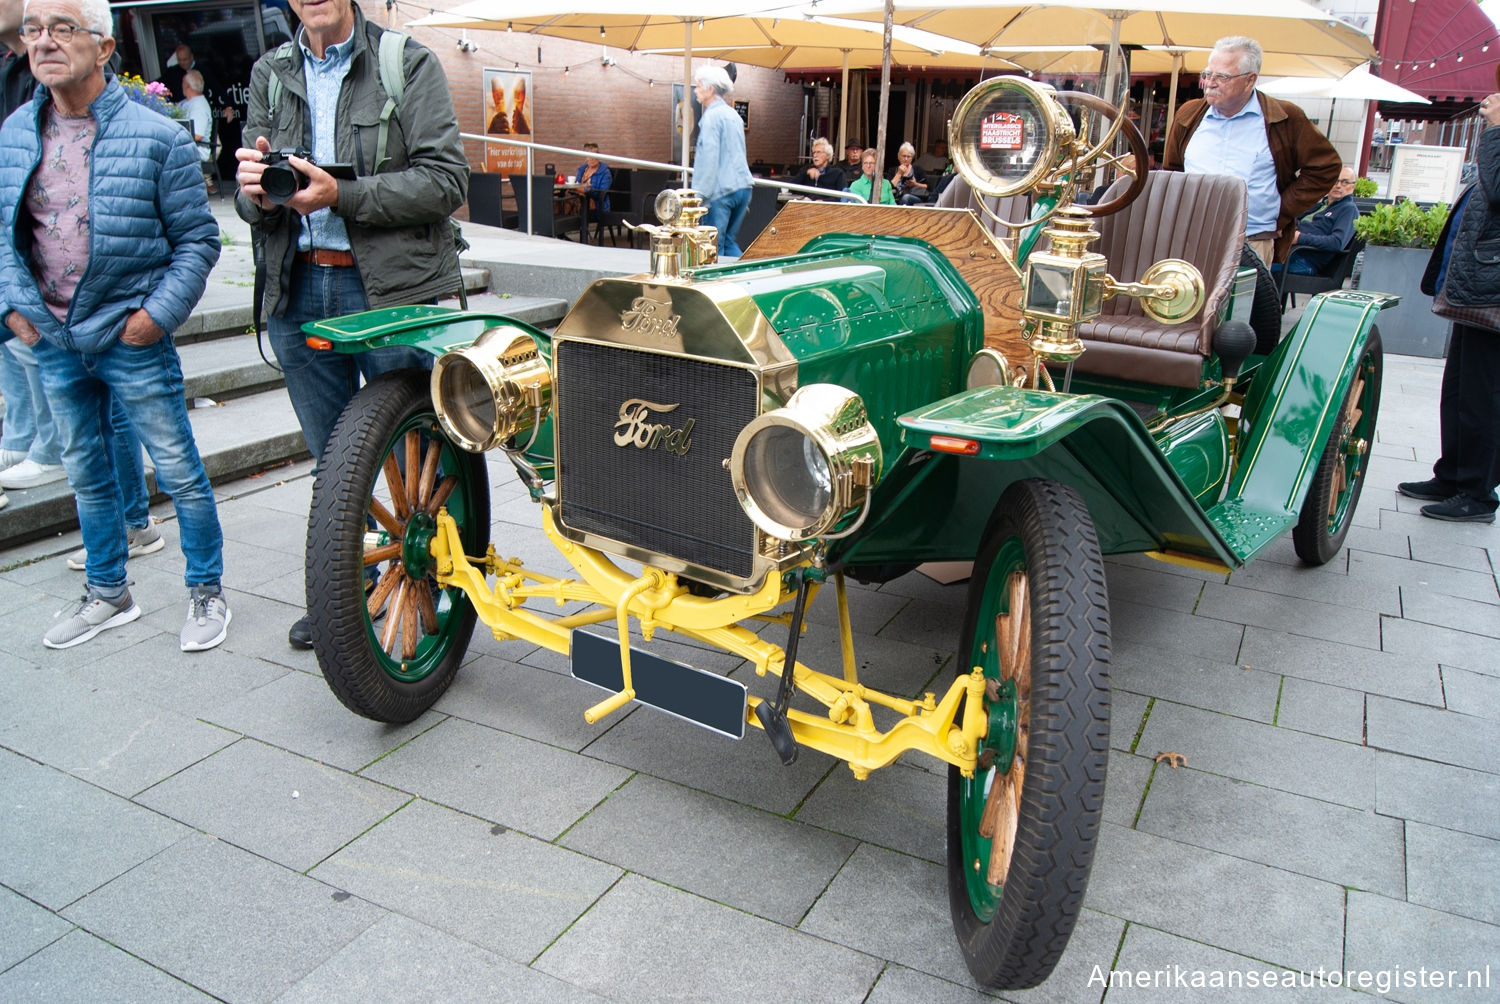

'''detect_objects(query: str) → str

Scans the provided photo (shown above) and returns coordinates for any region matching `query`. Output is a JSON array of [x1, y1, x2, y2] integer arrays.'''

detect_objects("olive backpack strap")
[[374, 30, 408, 173]]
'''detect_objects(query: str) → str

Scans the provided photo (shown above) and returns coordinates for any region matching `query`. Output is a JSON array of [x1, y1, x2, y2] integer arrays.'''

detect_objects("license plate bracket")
[[570, 629, 747, 740]]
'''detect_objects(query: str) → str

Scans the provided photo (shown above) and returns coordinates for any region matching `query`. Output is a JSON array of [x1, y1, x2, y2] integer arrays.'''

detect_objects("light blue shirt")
[[1183, 97, 1280, 237], [692, 98, 753, 203], [297, 28, 355, 252]]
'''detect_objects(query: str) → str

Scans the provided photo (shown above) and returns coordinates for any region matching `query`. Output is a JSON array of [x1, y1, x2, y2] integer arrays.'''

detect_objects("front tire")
[[1293, 327, 1382, 565], [948, 479, 1111, 990], [306, 370, 490, 723]]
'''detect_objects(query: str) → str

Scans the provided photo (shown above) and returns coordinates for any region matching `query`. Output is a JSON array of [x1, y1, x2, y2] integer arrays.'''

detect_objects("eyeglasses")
[[19, 22, 104, 43], [1333, 177, 1356, 186], [1199, 70, 1253, 85]]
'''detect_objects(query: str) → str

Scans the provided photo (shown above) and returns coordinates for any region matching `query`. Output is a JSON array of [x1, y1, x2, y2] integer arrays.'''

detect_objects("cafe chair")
[[505, 174, 580, 241]]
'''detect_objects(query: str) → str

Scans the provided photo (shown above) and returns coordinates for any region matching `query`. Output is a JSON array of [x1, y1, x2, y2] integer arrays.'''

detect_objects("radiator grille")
[[556, 339, 759, 578]]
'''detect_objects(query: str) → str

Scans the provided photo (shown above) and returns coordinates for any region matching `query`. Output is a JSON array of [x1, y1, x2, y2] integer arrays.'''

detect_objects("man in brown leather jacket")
[[1163, 36, 1340, 266]]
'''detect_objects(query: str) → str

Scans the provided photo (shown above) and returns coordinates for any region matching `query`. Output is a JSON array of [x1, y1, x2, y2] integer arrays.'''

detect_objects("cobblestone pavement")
[[1, 352, 1496, 1003]]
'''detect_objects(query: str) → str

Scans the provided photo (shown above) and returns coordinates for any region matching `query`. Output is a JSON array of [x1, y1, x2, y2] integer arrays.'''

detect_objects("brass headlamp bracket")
[[624, 188, 720, 280]]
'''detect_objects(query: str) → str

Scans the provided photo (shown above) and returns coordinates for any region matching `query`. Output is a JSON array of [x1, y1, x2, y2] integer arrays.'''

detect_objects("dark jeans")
[[267, 261, 433, 468], [705, 187, 751, 258], [1433, 322, 1500, 504]]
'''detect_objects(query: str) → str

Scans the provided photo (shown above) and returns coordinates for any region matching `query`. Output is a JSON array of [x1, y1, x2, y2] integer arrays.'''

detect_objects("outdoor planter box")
[[1356, 245, 1450, 357]]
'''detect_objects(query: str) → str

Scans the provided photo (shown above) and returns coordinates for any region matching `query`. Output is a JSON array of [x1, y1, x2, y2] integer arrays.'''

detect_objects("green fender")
[[299, 305, 551, 358], [897, 385, 1243, 568]]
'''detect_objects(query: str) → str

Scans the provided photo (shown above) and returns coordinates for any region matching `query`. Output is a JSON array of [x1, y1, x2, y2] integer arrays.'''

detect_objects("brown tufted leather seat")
[[1074, 171, 1248, 388]]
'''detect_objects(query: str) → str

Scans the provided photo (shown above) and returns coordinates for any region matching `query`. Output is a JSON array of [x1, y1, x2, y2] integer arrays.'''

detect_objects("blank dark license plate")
[[570, 629, 747, 739]]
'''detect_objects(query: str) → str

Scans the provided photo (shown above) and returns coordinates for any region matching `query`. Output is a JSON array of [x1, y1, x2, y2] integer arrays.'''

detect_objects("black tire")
[[948, 478, 1111, 990], [1242, 245, 1283, 356], [306, 370, 490, 723], [1293, 327, 1382, 565]]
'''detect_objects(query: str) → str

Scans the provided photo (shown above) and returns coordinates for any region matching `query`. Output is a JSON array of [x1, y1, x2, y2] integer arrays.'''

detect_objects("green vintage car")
[[301, 77, 1387, 990]]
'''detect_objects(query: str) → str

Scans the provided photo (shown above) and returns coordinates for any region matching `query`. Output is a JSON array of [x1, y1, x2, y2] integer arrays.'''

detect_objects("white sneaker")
[[44, 588, 142, 649], [66, 520, 166, 570], [0, 490, 8, 511], [0, 458, 66, 489], [180, 585, 230, 652]]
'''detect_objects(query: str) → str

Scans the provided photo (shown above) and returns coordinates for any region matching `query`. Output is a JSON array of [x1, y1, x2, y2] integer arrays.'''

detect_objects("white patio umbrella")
[[1260, 65, 1434, 106]]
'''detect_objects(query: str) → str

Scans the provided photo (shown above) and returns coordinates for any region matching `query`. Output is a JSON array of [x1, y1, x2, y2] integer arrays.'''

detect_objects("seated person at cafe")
[[1277, 166, 1359, 276], [889, 142, 929, 205], [794, 137, 845, 196], [847, 148, 895, 205], [844, 139, 864, 172], [575, 142, 612, 213]]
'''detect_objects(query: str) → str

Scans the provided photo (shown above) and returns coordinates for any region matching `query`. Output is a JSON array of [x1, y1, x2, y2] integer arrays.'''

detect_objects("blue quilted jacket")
[[0, 77, 220, 353]]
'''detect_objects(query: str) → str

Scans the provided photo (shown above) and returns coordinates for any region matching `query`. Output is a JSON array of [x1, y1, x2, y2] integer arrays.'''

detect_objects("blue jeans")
[[705, 187, 751, 258], [34, 336, 223, 591], [1271, 256, 1320, 277], [106, 398, 152, 528], [268, 262, 433, 467], [5, 338, 63, 465], [1, 339, 35, 455]]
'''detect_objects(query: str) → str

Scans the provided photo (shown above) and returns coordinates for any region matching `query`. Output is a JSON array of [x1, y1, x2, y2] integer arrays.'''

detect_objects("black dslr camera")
[[260, 148, 355, 205]]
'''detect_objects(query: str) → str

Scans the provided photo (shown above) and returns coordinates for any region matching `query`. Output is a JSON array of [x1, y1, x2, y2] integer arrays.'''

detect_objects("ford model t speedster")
[[299, 77, 1387, 989]]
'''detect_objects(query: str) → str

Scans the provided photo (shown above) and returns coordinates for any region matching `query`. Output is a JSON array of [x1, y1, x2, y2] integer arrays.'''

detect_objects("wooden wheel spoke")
[[367, 497, 403, 538], [367, 566, 403, 620], [381, 578, 405, 657], [425, 475, 458, 515], [417, 437, 442, 507], [985, 767, 1023, 885], [382, 453, 409, 521], [416, 582, 439, 634], [363, 541, 402, 567], [1010, 573, 1031, 677], [403, 430, 421, 511], [400, 588, 419, 660]]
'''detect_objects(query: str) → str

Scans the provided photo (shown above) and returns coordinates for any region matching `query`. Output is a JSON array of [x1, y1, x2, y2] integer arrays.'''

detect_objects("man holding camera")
[[235, 0, 467, 650]]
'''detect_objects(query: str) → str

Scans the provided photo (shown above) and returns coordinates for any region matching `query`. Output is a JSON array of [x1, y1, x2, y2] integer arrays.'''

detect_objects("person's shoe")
[[1420, 495, 1498, 524], [66, 520, 166, 571], [0, 458, 66, 489], [1397, 478, 1458, 502], [180, 585, 231, 652], [288, 615, 313, 650], [0, 448, 26, 468], [43, 588, 141, 649], [0, 490, 7, 511]]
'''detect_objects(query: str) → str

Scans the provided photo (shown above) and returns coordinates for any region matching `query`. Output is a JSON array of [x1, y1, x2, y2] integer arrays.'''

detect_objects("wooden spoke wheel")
[[306, 371, 490, 723], [1293, 327, 1382, 565], [948, 478, 1111, 990]]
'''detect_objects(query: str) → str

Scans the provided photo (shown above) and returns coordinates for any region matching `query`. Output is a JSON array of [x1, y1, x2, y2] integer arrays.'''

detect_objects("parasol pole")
[[838, 51, 850, 156], [874, 0, 892, 201], [682, 20, 693, 186], [1167, 51, 1181, 132], [1102, 13, 1123, 104]]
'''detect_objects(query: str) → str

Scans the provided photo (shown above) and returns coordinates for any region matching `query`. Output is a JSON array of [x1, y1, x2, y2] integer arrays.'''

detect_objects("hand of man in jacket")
[[235, 137, 338, 216], [5, 311, 40, 347], [120, 309, 164, 347]]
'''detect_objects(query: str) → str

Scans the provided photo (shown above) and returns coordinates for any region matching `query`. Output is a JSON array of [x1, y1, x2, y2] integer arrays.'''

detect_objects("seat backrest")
[[507, 174, 557, 233], [1328, 237, 1364, 283], [934, 174, 1032, 238]]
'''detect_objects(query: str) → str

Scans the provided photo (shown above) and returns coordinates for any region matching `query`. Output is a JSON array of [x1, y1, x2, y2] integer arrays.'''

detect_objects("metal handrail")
[[462, 133, 866, 236]]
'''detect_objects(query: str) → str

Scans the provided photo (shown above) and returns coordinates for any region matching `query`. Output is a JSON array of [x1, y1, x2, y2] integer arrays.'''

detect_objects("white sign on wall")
[[1388, 144, 1466, 204]]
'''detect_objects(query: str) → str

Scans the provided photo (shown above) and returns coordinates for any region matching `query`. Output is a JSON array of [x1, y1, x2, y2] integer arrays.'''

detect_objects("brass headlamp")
[[1020, 207, 1108, 364], [431, 326, 552, 453]]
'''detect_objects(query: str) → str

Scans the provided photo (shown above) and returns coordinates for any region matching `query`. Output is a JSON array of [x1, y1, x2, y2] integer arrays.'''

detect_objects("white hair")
[[693, 65, 733, 98], [898, 141, 915, 157], [1213, 36, 1262, 75], [24, 0, 115, 37], [812, 137, 832, 157]]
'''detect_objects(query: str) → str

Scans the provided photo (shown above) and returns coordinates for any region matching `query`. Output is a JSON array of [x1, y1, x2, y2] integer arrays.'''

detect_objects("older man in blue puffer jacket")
[[0, 0, 228, 651]]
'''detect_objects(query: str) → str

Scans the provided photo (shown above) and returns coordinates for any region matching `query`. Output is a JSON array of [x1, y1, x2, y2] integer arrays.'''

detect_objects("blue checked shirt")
[[1183, 98, 1280, 237], [297, 28, 355, 252]]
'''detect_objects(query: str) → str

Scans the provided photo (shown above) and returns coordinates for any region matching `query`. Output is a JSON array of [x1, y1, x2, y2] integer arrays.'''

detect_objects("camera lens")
[[261, 163, 299, 205]]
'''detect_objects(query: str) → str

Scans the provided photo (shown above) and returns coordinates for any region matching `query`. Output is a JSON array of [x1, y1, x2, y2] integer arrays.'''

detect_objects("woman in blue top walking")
[[691, 66, 753, 257]]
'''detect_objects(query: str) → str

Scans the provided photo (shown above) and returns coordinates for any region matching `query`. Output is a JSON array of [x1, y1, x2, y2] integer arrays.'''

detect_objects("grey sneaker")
[[67, 520, 166, 570], [180, 585, 231, 652], [44, 588, 141, 649]]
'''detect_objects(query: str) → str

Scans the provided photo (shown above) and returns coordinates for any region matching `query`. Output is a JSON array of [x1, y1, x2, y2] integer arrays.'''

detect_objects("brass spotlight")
[[431, 326, 552, 453]]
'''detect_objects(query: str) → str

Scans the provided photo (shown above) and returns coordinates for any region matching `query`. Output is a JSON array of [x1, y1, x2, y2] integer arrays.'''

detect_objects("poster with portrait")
[[482, 67, 533, 174]]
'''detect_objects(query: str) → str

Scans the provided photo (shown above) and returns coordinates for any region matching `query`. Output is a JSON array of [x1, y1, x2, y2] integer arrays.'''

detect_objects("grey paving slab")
[[62, 834, 384, 1004], [559, 774, 856, 925], [230, 466, 314, 516], [878, 567, 972, 601], [273, 913, 608, 1003], [0, 928, 214, 1003], [243, 566, 307, 607], [0, 884, 73, 973], [217, 502, 315, 557], [1104, 924, 1362, 1001], [1111, 691, 1150, 752], [1375, 751, 1500, 840], [1101, 560, 1206, 613], [1366, 697, 1500, 774], [212, 588, 320, 670], [1107, 550, 1229, 584], [0, 592, 157, 667], [992, 908, 1127, 1004], [537, 873, 884, 1001], [1405, 822, 1500, 926], [1442, 665, 1500, 721], [877, 595, 966, 656], [312, 800, 620, 964], [434, 653, 644, 751], [1379, 509, 1500, 562], [1352, 546, 1500, 606], [1343, 523, 1415, 560], [865, 965, 1007, 1003], [0, 661, 236, 797], [1408, 535, 1496, 574], [794, 759, 947, 863], [135, 738, 411, 872], [1109, 598, 1245, 663], [1275, 677, 1366, 743], [1400, 587, 1500, 639], [0, 750, 188, 910], [1195, 582, 1381, 649], [203, 667, 444, 773], [578, 691, 838, 815], [800, 576, 912, 636], [1345, 891, 1500, 1003], [1086, 824, 1346, 974], [1226, 555, 1402, 614], [1135, 768, 1405, 896], [1112, 640, 1280, 722], [360, 717, 629, 839], [783, 619, 951, 701], [1102, 751, 1153, 827], [800, 843, 974, 986], [1136, 700, 1376, 809], [1238, 626, 1444, 705]]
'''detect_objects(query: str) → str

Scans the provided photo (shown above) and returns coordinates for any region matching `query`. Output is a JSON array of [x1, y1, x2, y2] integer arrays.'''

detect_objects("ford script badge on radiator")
[[619, 294, 681, 340], [613, 399, 695, 456]]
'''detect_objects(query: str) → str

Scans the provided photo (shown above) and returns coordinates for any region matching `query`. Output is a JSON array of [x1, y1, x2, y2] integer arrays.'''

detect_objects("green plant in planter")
[[1354, 199, 1449, 248], [1353, 177, 1378, 198]]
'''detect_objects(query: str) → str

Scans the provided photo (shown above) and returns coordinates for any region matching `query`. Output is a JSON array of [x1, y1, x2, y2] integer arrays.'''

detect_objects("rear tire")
[[306, 371, 490, 723], [947, 479, 1111, 990], [1293, 327, 1382, 565]]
